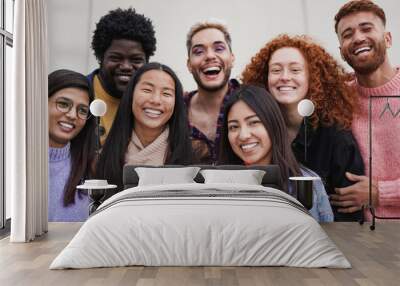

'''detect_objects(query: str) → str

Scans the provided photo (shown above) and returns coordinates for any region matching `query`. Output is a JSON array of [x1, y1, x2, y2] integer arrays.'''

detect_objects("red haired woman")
[[242, 34, 364, 221]]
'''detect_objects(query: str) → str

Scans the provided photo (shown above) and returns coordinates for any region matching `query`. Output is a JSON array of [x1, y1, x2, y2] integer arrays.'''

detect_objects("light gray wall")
[[48, 0, 93, 73], [47, 0, 400, 91]]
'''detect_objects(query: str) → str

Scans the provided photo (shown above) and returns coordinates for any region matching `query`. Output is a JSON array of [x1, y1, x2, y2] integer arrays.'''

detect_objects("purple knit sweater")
[[48, 143, 89, 222]]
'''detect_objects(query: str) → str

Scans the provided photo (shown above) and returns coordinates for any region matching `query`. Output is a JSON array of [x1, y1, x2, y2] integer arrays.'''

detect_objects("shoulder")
[[183, 90, 196, 100], [300, 167, 326, 193], [228, 78, 240, 91], [300, 166, 319, 177], [345, 72, 357, 87], [183, 90, 197, 109], [87, 69, 100, 83]]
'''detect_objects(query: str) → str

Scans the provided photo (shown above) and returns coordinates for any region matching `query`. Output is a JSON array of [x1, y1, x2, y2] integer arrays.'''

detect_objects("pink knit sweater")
[[351, 68, 400, 219]]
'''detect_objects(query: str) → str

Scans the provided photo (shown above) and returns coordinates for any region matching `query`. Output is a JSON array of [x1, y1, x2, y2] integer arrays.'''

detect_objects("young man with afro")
[[88, 8, 156, 144]]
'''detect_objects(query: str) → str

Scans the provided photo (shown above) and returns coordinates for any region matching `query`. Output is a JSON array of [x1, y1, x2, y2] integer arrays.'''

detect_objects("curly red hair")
[[242, 34, 357, 129]]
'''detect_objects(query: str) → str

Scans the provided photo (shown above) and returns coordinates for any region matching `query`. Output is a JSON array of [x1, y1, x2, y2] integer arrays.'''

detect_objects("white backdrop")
[[47, 0, 400, 91]]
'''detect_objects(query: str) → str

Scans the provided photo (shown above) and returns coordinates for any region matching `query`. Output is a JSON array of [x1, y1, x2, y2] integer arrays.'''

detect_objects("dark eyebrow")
[[55, 97, 73, 104], [227, 114, 258, 124], [359, 22, 374, 28], [56, 97, 88, 107], [213, 41, 227, 46], [245, 115, 258, 121], [191, 44, 205, 51], [107, 51, 123, 56], [192, 41, 227, 50], [341, 21, 374, 37], [163, 87, 175, 92], [141, 82, 175, 92], [57, 97, 72, 101], [341, 27, 353, 37], [140, 81, 155, 87]]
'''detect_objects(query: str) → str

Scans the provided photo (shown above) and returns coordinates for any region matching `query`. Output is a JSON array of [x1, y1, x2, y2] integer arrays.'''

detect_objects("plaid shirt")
[[184, 79, 240, 164]]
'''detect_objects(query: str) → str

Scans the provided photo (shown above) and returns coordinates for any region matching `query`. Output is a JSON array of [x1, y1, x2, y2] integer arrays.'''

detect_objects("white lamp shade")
[[90, 99, 107, 117], [297, 99, 315, 117]]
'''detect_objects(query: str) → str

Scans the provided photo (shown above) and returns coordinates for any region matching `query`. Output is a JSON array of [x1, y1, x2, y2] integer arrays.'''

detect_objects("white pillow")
[[135, 167, 200, 186], [200, 169, 266, 185]]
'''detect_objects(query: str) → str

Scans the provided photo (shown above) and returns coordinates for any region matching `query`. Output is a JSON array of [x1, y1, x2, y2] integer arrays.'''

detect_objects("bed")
[[50, 165, 350, 269]]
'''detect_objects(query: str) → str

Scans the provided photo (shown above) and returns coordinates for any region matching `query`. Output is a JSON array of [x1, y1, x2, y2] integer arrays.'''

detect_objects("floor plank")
[[0, 222, 399, 286]]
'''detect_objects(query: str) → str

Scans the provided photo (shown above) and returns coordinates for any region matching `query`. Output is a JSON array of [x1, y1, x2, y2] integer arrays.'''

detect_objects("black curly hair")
[[91, 8, 156, 63]]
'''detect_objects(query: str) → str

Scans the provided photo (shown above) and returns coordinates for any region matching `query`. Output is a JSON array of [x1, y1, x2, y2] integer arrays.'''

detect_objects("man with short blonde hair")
[[186, 20, 232, 54], [185, 20, 238, 164]]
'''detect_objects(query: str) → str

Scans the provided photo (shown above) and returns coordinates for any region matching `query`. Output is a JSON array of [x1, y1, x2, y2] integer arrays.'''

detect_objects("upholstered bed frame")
[[123, 165, 282, 190]]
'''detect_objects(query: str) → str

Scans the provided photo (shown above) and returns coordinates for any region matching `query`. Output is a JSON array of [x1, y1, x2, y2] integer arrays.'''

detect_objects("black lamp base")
[[88, 189, 106, 215]]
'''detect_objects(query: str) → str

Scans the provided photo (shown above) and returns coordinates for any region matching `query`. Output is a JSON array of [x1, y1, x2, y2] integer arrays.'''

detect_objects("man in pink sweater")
[[331, 0, 400, 219]]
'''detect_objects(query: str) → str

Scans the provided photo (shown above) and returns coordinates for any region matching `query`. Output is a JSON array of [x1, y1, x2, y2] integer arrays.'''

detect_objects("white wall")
[[47, 0, 400, 91], [47, 0, 92, 73]]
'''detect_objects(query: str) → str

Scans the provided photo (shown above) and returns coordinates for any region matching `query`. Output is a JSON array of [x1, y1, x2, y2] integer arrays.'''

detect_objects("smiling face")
[[187, 28, 234, 92], [337, 11, 391, 75], [100, 39, 146, 93], [267, 47, 309, 108], [227, 100, 272, 166], [48, 88, 90, 148], [132, 69, 176, 139]]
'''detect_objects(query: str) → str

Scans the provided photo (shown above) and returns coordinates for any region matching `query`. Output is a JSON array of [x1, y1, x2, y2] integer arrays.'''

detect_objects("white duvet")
[[50, 183, 350, 269]]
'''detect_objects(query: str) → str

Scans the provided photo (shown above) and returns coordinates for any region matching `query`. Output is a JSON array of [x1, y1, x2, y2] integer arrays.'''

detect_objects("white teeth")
[[144, 108, 162, 115], [354, 47, 371, 55], [117, 75, 131, 82], [59, 122, 74, 129], [203, 66, 221, 72], [278, 86, 295, 91], [241, 143, 258, 150]]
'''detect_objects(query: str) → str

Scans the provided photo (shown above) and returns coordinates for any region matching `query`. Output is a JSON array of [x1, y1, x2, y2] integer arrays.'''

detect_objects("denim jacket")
[[288, 167, 334, 223]]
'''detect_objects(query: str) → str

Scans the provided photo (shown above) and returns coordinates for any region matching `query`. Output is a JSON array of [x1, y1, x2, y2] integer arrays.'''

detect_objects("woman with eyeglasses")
[[48, 69, 95, 221]]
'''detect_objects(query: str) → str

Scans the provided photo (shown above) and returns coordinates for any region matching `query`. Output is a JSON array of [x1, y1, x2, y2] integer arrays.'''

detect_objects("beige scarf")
[[124, 127, 169, 166]]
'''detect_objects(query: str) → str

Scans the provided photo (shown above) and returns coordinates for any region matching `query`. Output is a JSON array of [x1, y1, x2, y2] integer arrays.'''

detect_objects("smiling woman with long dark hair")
[[48, 69, 95, 222], [219, 85, 333, 222], [95, 62, 193, 192]]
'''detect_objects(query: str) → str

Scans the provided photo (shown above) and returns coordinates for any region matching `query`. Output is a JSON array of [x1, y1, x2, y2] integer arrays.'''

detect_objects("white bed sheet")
[[50, 183, 350, 269]]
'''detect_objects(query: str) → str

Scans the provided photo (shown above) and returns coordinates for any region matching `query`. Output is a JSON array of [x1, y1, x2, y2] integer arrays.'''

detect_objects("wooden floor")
[[0, 222, 399, 286]]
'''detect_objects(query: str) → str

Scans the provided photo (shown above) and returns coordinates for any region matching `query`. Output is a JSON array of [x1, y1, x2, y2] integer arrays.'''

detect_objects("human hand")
[[330, 172, 378, 213]]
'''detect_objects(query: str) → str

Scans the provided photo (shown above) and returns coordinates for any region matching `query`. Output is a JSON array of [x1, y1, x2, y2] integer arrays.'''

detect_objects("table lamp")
[[297, 99, 314, 162], [89, 99, 107, 159]]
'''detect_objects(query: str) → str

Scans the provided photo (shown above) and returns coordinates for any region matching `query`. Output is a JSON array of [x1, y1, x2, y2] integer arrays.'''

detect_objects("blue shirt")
[[288, 167, 334, 223]]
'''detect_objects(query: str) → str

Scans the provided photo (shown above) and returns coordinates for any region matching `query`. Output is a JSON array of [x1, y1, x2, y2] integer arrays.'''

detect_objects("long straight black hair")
[[96, 62, 193, 189], [48, 69, 96, 206], [219, 85, 301, 192]]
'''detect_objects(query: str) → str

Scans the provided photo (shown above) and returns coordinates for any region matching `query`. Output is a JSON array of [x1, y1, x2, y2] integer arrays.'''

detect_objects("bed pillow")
[[200, 169, 266, 185], [135, 167, 200, 186]]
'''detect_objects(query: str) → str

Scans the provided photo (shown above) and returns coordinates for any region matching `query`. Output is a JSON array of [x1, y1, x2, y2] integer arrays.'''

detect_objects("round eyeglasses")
[[55, 97, 91, 120]]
